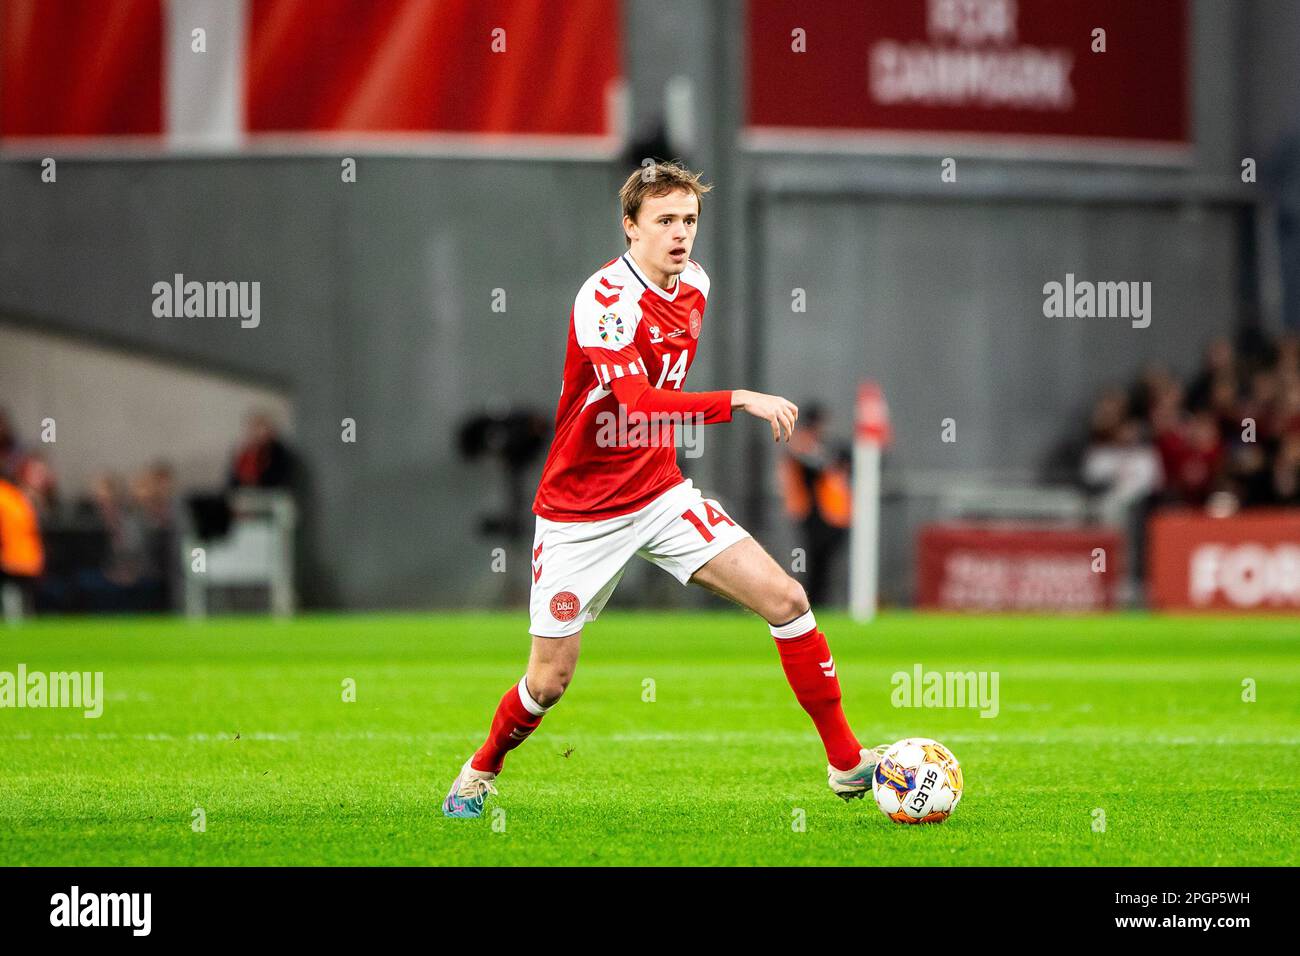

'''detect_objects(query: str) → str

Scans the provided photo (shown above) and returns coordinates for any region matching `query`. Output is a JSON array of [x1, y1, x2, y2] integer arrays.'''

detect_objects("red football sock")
[[771, 610, 862, 772], [470, 676, 549, 774]]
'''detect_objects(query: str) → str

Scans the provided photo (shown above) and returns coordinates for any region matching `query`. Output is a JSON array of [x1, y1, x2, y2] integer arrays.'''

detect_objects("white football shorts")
[[528, 478, 751, 637]]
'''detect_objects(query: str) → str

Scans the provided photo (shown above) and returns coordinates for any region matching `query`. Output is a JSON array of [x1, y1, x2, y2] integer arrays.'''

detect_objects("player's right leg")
[[443, 632, 580, 819], [443, 511, 636, 819]]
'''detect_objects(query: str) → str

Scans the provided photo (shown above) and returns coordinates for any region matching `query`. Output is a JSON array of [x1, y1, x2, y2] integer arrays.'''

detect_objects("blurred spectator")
[[15, 452, 59, 519], [140, 461, 180, 609], [1277, 333, 1300, 383], [0, 409, 23, 481], [1082, 406, 1162, 602], [0, 412, 62, 517], [229, 410, 295, 489], [1278, 376, 1300, 436], [1087, 387, 1131, 444], [779, 404, 851, 607], [76, 472, 166, 612], [138, 461, 177, 529], [1083, 417, 1162, 525], [1126, 362, 1176, 424], [1206, 373, 1242, 443], [1185, 337, 1236, 412], [1273, 433, 1300, 505], [1241, 367, 1280, 442], [1156, 408, 1224, 506], [1147, 375, 1185, 437], [0, 473, 45, 620]]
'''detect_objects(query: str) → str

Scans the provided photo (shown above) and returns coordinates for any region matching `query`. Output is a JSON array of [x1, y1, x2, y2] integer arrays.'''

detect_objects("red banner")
[[916, 523, 1124, 612], [0, 0, 163, 137], [746, 0, 1189, 157], [246, 0, 620, 137], [1148, 510, 1300, 612]]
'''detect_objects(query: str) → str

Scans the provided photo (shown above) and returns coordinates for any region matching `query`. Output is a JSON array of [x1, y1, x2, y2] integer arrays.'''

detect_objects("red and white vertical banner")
[[167, 0, 247, 150], [850, 381, 892, 623], [1, 0, 623, 155]]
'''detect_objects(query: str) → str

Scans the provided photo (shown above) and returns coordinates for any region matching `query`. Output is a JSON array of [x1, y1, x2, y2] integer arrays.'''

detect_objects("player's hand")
[[733, 389, 798, 442]]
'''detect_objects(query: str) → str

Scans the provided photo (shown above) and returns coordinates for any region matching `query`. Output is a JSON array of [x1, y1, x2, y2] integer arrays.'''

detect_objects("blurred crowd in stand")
[[0, 408, 294, 614], [1079, 330, 1300, 590]]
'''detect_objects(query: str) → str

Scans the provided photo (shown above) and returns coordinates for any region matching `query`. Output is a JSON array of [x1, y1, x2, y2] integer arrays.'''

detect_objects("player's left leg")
[[636, 480, 882, 797], [688, 536, 884, 798]]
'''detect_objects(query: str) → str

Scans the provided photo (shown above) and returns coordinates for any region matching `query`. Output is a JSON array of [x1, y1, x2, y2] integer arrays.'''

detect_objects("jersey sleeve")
[[609, 375, 733, 424], [574, 277, 649, 387]]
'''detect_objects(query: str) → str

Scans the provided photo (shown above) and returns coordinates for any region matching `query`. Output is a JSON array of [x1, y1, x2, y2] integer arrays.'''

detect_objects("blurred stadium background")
[[3, 0, 1300, 620]]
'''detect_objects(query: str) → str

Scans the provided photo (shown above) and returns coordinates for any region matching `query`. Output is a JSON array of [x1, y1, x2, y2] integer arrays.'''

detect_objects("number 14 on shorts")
[[680, 501, 736, 542]]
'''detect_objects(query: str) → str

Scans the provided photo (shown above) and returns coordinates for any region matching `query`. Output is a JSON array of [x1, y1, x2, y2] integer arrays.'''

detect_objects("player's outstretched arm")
[[731, 389, 799, 442], [607, 374, 734, 425]]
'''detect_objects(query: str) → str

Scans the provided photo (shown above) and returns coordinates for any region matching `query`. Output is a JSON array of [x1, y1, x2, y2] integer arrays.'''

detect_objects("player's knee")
[[771, 576, 811, 625], [529, 666, 574, 707]]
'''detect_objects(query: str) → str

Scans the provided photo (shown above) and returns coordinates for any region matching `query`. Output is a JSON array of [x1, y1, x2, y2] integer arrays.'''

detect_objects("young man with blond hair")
[[444, 161, 881, 817]]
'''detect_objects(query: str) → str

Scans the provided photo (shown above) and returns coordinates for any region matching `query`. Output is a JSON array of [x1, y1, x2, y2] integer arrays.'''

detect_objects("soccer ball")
[[872, 738, 963, 824]]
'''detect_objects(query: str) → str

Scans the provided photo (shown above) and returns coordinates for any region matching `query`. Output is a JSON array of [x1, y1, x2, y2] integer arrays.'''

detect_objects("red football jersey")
[[532, 253, 728, 521]]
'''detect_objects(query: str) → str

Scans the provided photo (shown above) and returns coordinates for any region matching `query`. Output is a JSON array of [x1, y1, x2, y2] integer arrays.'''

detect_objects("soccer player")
[[444, 162, 882, 818]]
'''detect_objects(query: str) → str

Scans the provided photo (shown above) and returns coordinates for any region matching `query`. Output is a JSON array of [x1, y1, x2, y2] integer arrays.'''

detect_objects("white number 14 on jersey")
[[654, 351, 688, 390]]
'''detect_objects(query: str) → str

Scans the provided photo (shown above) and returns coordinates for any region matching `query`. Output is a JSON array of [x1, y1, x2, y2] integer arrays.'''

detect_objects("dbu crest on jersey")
[[598, 313, 626, 344]]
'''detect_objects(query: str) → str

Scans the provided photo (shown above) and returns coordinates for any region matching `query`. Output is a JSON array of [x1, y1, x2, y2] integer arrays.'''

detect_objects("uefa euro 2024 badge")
[[597, 312, 625, 344]]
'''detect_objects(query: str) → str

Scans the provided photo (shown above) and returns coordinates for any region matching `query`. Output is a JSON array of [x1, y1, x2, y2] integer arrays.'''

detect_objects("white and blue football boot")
[[828, 744, 889, 801], [442, 759, 499, 819]]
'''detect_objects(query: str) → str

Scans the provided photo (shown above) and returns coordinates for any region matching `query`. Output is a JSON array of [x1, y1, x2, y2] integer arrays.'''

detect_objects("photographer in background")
[[779, 404, 852, 607], [229, 410, 295, 490]]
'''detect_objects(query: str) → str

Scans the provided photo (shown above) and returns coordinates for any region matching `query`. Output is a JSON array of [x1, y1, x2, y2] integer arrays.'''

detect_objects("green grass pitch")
[[1, 611, 1297, 866]]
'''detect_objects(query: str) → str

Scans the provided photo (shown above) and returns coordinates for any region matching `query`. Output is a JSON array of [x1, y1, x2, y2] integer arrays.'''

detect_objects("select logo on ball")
[[550, 591, 581, 622], [908, 766, 940, 814]]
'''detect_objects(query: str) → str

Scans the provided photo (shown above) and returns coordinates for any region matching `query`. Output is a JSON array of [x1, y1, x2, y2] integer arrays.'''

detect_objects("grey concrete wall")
[[1243, 0, 1300, 158], [1241, 0, 1300, 332]]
